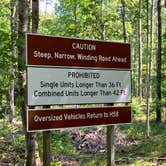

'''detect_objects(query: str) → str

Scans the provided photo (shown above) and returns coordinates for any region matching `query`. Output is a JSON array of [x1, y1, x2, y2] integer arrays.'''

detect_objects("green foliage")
[[0, 0, 16, 118], [121, 122, 145, 139], [131, 98, 141, 116], [40, 0, 129, 40], [51, 130, 76, 155], [118, 121, 166, 165], [82, 154, 106, 166], [0, 120, 12, 137], [51, 161, 61, 166]]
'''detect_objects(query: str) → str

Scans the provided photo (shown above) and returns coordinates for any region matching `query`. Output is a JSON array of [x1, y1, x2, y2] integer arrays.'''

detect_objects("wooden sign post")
[[107, 125, 115, 166], [43, 106, 51, 166]]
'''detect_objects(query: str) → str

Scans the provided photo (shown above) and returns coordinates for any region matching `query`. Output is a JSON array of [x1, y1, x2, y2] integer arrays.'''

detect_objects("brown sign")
[[27, 106, 131, 131], [26, 34, 131, 69]]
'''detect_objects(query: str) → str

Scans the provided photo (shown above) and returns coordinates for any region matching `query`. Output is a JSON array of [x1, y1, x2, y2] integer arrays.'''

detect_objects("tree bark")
[[18, 0, 30, 164], [146, 0, 151, 138], [156, 0, 162, 123], [27, 1, 42, 165], [100, 0, 105, 40], [9, 0, 18, 124], [74, 0, 77, 37], [32, 0, 39, 33], [9, 84, 14, 123], [138, 0, 143, 102], [18, 0, 41, 165], [18, 0, 28, 125], [121, 0, 127, 43], [149, 0, 155, 98]]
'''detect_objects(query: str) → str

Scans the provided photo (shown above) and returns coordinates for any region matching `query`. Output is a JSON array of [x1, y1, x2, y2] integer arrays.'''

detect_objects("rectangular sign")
[[27, 106, 131, 132], [27, 67, 131, 106], [26, 34, 131, 69]]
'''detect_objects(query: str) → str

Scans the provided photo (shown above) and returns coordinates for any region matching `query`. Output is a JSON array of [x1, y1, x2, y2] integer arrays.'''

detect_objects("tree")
[[145, 0, 150, 138], [27, 0, 42, 165], [18, 0, 30, 164], [32, 0, 39, 33], [149, 0, 155, 98], [121, 0, 127, 43], [138, 0, 143, 103], [9, 0, 18, 124], [156, 0, 162, 123], [18, 0, 41, 165]]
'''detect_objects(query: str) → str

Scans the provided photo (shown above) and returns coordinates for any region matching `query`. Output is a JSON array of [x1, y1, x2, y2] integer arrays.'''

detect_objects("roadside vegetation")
[[0, 98, 166, 165]]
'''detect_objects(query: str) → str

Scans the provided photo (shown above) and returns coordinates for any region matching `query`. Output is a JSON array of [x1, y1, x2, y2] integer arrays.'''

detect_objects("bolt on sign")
[[26, 34, 132, 132]]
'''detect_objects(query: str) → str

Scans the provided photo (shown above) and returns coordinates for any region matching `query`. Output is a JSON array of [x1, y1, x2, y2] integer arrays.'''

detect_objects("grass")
[[79, 98, 166, 165], [81, 121, 166, 166]]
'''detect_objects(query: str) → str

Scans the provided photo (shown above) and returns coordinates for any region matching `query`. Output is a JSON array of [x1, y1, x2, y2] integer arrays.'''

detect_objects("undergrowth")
[[0, 97, 166, 165]]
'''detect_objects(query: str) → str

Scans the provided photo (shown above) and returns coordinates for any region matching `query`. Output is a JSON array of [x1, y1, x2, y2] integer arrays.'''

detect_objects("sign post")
[[107, 125, 115, 166], [43, 105, 51, 166]]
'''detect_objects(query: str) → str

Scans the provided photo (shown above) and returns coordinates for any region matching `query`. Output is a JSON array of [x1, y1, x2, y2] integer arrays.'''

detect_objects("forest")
[[0, 0, 166, 165]]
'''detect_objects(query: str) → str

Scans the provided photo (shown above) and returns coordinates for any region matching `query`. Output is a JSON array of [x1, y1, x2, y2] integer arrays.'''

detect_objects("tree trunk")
[[18, 0, 28, 125], [18, 0, 41, 165], [9, 84, 14, 124], [149, 0, 155, 98], [9, 84, 15, 124], [138, 0, 143, 103], [133, 38, 138, 97], [146, 0, 150, 138], [100, 0, 105, 40], [74, 0, 77, 37], [9, 0, 18, 124], [32, 0, 39, 33], [18, 0, 29, 164], [27, 1, 42, 165], [121, 0, 127, 43], [156, 0, 162, 123]]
